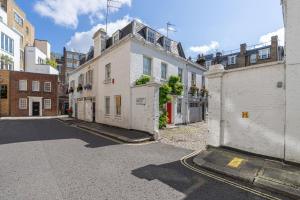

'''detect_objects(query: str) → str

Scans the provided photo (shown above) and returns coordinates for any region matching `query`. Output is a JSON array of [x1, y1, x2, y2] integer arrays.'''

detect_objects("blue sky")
[[16, 0, 284, 58]]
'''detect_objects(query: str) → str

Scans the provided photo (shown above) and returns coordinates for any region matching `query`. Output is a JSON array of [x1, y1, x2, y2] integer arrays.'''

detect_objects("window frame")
[[177, 98, 182, 115], [14, 11, 24, 27], [19, 80, 27, 91], [250, 54, 257, 64], [105, 96, 110, 115], [19, 98, 27, 110], [105, 63, 111, 80], [0, 84, 7, 99], [228, 55, 237, 65], [161, 62, 167, 80], [44, 82, 52, 92], [164, 37, 171, 52], [259, 48, 271, 60], [44, 99, 51, 110], [191, 72, 196, 86], [143, 56, 152, 76], [178, 68, 183, 82], [146, 28, 156, 43], [32, 81, 40, 92]]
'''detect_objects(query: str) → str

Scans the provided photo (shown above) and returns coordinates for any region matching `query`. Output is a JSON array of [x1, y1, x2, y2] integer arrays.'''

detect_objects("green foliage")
[[46, 59, 58, 69], [135, 75, 151, 86], [159, 84, 172, 108], [190, 85, 199, 96], [168, 75, 184, 96], [159, 111, 168, 129]]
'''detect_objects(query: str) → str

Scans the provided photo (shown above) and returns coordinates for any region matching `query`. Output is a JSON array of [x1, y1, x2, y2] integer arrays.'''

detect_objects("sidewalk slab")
[[0, 115, 68, 120], [58, 118, 153, 143], [193, 147, 300, 199]]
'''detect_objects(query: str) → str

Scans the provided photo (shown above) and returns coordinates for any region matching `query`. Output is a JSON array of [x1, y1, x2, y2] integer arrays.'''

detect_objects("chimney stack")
[[93, 28, 107, 58]]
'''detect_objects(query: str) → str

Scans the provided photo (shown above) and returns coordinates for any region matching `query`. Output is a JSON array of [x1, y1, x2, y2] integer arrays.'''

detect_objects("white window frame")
[[178, 68, 183, 81], [105, 63, 111, 80], [228, 55, 237, 65], [143, 56, 152, 76], [44, 82, 52, 92], [105, 96, 110, 115], [164, 37, 171, 51], [19, 98, 27, 109], [259, 48, 271, 60], [205, 60, 212, 68], [250, 54, 257, 64], [32, 81, 40, 92], [191, 72, 196, 86], [146, 28, 156, 43], [112, 31, 120, 44], [44, 99, 51, 110], [19, 80, 27, 91], [177, 98, 182, 114], [161, 63, 167, 80], [14, 11, 24, 27]]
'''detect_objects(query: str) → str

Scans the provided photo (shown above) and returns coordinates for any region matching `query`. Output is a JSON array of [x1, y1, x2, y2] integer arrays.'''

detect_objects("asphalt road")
[[0, 119, 292, 200]]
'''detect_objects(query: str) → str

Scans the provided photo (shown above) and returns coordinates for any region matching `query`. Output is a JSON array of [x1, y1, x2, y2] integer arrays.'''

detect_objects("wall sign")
[[136, 98, 146, 105], [242, 112, 249, 118]]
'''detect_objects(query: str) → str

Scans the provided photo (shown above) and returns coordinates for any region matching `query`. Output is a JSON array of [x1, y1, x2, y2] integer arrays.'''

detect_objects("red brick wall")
[[9, 71, 58, 117]]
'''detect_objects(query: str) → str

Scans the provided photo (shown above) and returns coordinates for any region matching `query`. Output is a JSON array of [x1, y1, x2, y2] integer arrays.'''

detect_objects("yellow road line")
[[180, 151, 282, 200]]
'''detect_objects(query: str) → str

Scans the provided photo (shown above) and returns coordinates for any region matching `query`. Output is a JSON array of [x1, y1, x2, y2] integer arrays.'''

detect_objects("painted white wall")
[[0, 8, 8, 24], [206, 63, 285, 158], [283, 0, 300, 163], [0, 20, 20, 71], [25, 46, 58, 75]]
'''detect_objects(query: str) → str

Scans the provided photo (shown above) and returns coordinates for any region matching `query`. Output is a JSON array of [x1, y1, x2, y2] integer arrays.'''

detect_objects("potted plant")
[[200, 87, 209, 97], [190, 85, 199, 96], [77, 84, 83, 92]]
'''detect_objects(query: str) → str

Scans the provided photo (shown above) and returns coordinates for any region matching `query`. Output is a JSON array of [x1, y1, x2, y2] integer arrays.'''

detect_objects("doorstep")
[[193, 147, 300, 199], [58, 118, 154, 143]]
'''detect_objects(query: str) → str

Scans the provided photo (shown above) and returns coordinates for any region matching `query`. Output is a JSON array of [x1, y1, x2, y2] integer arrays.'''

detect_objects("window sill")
[[103, 79, 112, 84]]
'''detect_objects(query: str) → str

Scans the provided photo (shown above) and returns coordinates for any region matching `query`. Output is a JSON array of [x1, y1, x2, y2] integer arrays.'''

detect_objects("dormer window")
[[164, 37, 171, 52], [259, 48, 270, 60], [146, 28, 156, 43], [228, 55, 237, 65], [112, 31, 120, 44]]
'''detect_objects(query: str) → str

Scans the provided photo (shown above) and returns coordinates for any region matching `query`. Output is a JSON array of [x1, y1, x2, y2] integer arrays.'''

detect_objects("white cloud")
[[66, 15, 135, 53], [34, 0, 132, 28], [189, 41, 220, 54], [259, 28, 284, 46]]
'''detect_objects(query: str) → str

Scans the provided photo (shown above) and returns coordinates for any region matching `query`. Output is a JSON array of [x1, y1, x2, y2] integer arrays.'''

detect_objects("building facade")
[[0, 70, 58, 117], [200, 36, 284, 70], [0, 0, 35, 70], [68, 21, 206, 136]]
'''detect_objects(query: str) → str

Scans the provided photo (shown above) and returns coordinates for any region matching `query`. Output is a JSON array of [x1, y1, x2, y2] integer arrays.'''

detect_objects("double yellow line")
[[180, 151, 282, 200]]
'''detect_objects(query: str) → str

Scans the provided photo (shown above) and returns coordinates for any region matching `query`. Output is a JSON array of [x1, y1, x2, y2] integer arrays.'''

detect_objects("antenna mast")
[[106, 0, 121, 33]]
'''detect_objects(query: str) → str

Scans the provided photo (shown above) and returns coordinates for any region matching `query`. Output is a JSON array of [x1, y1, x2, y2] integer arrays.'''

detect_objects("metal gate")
[[189, 102, 202, 123]]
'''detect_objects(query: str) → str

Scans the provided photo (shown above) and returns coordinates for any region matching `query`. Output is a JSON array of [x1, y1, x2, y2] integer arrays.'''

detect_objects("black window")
[[0, 85, 7, 99]]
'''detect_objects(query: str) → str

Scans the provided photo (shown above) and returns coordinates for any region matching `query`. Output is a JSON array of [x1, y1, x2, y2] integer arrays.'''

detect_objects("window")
[[191, 73, 196, 86], [14, 12, 23, 27], [44, 82, 51, 92], [177, 99, 182, 114], [259, 48, 270, 60], [0, 85, 7, 99], [178, 68, 183, 82], [205, 60, 212, 68], [143, 56, 152, 76], [44, 99, 51, 109], [1, 32, 14, 55], [105, 63, 111, 80], [105, 96, 110, 115], [147, 28, 156, 43], [70, 80, 75, 89], [32, 81, 40, 92], [19, 80, 27, 91], [112, 31, 120, 44], [250, 54, 257, 64], [38, 57, 45, 64], [115, 95, 121, 116], [86, 70, 93, 85], [26, 27, 29, 35], [19, 98, 27, 109], [78, 74, 84, 85], [161, 63, 167, 79], [164, 37, 171, 52], [228, 55, 236, 65]]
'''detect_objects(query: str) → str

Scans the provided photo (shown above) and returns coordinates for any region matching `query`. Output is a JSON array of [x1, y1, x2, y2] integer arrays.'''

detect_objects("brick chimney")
[[238, 43, 247, 67], [93, 28, 107, 58], [271, 36, 278, 61]]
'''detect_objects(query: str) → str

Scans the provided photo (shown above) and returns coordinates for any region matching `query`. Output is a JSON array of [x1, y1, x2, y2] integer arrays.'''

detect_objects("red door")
[[167, 103, 172, 124]]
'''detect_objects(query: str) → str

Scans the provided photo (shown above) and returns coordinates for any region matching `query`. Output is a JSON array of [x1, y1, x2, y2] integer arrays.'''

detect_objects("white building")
[[0, 7, 20, 71], [24, 41, 58, 75], [68, 21, 206, 137], [205, 0, 300, 163]]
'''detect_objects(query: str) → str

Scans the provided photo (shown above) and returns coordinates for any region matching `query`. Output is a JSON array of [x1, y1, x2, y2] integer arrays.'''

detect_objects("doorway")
[[32, 102, 40, 116], [167, 102, 172, 124], [92, 102, 96, 122]]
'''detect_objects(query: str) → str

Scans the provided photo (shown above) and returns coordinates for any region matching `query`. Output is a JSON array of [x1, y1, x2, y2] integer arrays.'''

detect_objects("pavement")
[[58, 118, 153, 143], [0, 119, 293, 200], [193, 147, 300, 199]]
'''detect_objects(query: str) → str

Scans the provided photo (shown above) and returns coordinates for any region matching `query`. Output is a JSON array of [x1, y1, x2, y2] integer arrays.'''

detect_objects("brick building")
[[199, 36, 284, 70], [0, 70, 58, 117]]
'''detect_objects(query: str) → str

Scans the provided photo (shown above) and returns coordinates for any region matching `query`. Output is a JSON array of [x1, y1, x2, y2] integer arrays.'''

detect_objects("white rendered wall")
[[283, 0, 300, 163], [206, 63, 285, 159], [0, 20, 20, 71]]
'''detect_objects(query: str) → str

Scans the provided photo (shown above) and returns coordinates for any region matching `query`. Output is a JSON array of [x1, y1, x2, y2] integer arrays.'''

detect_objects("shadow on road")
[[0, 119, 118, 148], [131, 161, 267, 200]]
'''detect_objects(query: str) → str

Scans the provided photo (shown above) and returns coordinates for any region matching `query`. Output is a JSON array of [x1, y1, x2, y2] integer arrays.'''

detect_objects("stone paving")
[[159, 122, 208, 151]]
